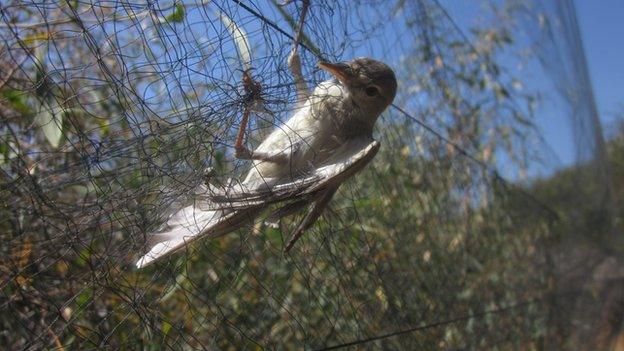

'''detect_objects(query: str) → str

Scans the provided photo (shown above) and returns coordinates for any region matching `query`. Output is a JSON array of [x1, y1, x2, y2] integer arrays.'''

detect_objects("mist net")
[[0, 0, 618, 349]]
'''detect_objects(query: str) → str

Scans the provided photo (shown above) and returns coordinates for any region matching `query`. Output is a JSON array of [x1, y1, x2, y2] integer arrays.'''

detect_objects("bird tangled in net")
[[0, 0, 619, 349]]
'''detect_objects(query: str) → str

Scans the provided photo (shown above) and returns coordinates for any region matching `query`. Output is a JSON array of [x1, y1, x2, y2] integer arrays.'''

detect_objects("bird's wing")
[[135, 207, 259, 268], [136, 138, 379, 268], [204, 138, 380, 209]]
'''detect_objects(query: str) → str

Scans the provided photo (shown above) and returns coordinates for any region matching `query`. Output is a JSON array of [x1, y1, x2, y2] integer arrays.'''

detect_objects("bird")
[[135, 56, 397, 268]]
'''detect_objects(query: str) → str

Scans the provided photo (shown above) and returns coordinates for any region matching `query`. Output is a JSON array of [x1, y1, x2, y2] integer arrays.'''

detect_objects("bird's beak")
[[317, 61, 352, 85]]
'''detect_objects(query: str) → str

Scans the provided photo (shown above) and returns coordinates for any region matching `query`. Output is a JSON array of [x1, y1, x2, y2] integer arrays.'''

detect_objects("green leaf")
[[161, 321, 172, 336], [75, 247, 92, 267], [159, 268, 188, 302], [0, 142, 8, 164], [21, 31, 51, 47], [75, 288, 92, 310], [35, 101, 64, 148], [166, 4, 185, 23], [219, 12, 252, 71], [263, 225, 283, 246], [1, 89, 32, 115]]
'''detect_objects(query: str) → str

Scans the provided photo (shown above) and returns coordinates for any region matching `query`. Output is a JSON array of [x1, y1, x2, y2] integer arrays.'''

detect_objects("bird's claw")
[[235, 147, 253, 160]]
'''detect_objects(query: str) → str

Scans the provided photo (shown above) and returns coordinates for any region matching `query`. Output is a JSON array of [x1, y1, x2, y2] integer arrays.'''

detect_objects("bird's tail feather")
[[136, 205, 258, 268]]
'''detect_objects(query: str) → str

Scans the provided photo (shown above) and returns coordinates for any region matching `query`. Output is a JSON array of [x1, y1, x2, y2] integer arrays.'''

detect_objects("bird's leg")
[[234, 107, 252, 156], [284, 186, 337, 253], [287, 0, 311, 105], [267, 198, 310, 222], [234, 70, 271, 162]]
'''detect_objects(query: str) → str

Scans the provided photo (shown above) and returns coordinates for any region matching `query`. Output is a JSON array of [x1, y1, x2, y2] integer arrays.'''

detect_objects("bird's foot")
[[235, 146, 254, 160], [287, 50, 302, 77]]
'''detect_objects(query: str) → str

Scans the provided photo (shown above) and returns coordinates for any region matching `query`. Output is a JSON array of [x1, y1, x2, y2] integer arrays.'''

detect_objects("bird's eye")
[[365, 86, 379, 97]]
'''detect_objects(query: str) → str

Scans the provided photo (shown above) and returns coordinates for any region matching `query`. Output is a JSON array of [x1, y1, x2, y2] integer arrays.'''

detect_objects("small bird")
[[135, 56, 397, 268]]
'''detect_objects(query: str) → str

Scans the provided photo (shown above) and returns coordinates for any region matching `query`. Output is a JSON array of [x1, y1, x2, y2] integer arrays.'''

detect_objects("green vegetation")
[[0, 1, 619, 349]]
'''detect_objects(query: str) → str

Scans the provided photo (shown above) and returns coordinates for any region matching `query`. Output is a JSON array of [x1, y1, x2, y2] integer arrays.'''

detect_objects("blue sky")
[[432, 1, 618, 176], [438, 0, 623, 175], [576, 0, 624, 127]]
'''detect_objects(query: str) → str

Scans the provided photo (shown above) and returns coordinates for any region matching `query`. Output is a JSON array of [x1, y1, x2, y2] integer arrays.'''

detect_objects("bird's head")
[[318, 57, 397, 116]]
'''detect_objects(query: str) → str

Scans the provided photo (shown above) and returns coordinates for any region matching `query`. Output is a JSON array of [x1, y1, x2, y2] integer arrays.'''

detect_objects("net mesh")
[[0, 0, 619, 349]]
